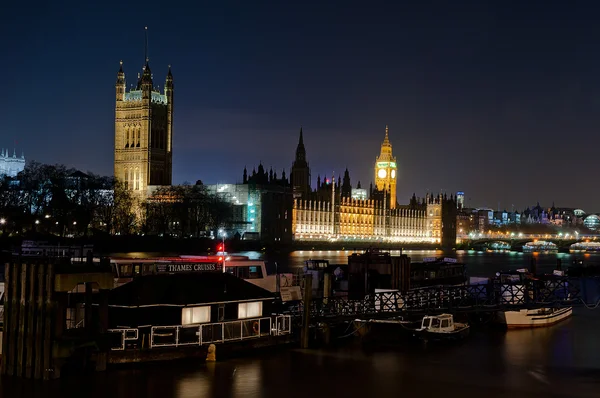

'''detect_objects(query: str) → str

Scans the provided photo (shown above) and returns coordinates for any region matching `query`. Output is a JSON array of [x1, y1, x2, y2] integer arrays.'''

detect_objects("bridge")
[[458, 232, 600, 251], [287, 275, 600, 323]]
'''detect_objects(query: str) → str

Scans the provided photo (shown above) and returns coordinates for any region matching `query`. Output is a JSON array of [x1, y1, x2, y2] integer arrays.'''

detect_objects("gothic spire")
[[295, 127, 306, 162]]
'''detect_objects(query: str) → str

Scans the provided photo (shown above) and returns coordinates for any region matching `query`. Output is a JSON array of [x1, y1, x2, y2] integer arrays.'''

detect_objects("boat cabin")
[[420, 314, 455, 332], [410, 258, 466, 288]]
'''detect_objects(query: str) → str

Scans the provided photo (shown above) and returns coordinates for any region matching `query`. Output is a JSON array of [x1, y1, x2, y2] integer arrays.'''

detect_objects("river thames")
[[2, 250, 600, 397]]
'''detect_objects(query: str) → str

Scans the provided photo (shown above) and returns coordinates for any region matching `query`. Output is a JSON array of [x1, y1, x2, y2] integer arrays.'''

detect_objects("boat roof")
[[108, 273, 274, 307], [424, 313, 453, 320]]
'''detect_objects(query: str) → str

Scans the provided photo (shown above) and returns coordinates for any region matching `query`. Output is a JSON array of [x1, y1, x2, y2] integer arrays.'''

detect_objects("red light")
[[217, 244, 223, 251], [218, 256, 223, 261]]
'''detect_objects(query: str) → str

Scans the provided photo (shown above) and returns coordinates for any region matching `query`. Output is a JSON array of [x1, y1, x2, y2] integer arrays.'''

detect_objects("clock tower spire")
[[374, 125, 397, 208]]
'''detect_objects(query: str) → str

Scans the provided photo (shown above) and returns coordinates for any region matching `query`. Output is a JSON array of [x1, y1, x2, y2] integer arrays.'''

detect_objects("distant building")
[[456, 191, 464, 210], [0, 149, 25, 177], [351, 188, 368, 200]]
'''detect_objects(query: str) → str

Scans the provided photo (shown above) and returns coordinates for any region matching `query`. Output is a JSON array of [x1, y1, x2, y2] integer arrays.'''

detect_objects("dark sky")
[[2, 0, 599, 212]]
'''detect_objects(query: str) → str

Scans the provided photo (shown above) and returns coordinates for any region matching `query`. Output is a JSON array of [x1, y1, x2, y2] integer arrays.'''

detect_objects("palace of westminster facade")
[[112, 58, 456, 246], [288, 127, 456, 245]]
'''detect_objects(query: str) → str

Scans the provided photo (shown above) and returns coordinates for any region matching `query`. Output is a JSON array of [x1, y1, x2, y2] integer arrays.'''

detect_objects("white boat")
[[496, 269, 573, 329], [221, 257, 294, 293], [414, 314, 470, 341], [498, 307, 572, 328]]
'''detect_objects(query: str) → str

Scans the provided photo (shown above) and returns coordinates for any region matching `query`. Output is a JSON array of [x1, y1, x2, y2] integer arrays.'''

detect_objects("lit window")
[[181, 306, 210, 325], [238, 301, 263, 319]]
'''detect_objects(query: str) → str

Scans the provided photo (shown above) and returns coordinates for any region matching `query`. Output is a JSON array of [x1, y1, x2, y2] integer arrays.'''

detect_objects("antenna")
[[144, 26, 149, 63]]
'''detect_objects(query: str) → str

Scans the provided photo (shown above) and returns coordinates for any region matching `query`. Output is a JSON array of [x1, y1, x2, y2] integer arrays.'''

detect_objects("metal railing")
[[107, 315, 292, 350], [286, 276, 599, 319], [108, 328, 139, 351]]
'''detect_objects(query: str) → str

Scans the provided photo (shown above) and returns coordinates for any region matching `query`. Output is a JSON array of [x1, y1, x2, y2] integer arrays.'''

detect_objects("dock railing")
[[107, 328, 139, 351], [108, 315, 292, 350]]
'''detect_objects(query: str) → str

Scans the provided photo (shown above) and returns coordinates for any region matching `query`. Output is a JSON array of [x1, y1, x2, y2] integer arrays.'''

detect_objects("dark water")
[[264, 249, 600, 277], [4, 251, 600, 397]]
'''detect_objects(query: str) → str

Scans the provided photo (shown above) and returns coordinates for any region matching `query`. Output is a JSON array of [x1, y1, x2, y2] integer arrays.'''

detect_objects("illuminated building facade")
[[114, 59, 173, 200], [293, 193, 451, 243], [286, 126, 455, 245], [0, 149, 25, 177]]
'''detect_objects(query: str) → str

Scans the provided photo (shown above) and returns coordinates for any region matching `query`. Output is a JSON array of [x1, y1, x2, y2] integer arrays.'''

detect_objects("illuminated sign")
[[157, 263, 222, 273]]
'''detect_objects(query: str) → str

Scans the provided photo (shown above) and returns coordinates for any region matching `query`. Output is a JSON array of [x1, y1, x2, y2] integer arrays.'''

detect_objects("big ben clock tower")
[[374, 125, 397, 208]]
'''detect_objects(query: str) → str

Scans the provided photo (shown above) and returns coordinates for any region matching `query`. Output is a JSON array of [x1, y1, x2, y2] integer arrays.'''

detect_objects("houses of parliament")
[[286, 127, 456, 245]]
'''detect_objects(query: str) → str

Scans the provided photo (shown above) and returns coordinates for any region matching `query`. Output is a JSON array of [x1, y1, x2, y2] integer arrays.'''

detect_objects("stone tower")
[[290, 127, 311, 199], [374, 125, 397, 208], [114, 59, 173, 198]]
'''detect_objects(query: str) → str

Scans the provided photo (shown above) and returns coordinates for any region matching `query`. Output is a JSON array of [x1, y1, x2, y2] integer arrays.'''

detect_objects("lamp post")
[[218, 228, 226, 254]]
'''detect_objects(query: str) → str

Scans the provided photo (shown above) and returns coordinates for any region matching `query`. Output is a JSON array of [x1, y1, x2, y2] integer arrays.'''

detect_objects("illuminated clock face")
[[391, 169, 396, 179], [377, 168, 387, 178]]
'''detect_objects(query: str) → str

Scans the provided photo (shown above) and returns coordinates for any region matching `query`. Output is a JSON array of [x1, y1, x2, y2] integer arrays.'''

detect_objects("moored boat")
[[413, 314, 470, 342], [498, 307, 572, 328], [495, 269, 573, 329]]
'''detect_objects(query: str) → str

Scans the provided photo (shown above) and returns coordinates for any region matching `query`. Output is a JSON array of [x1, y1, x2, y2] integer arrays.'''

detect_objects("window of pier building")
[[182, 306, 211, 325], [238, 301, 263, 319]]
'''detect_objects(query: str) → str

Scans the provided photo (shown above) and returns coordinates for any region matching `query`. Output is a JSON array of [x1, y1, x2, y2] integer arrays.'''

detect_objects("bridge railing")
[[293, 276, 598, 319]]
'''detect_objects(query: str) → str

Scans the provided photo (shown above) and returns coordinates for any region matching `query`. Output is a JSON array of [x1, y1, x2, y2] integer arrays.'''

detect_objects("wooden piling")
[[42, 263, 55, 380], [25, 263, 38, 378], [6, 262, 20, 376], [16, 264, 28, 377], [301, 274, 313, 349], [323, 273, 331, 305], [33, 263, 46, 380], [1, 262, 13, 375]]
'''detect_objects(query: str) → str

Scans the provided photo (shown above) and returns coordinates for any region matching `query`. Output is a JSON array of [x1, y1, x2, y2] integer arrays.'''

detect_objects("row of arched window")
[[125, 126, 141, 148], [124, 168, 142, 190]]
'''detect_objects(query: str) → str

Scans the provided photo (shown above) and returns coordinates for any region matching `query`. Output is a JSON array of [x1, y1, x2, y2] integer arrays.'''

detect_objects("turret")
[[115, 60, 126, 101], [165, 65, 174, 103], [243, 166, 248, 184], [139, 62, 153, 99]]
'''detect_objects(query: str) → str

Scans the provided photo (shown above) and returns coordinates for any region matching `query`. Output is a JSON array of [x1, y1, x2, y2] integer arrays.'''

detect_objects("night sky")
[[3, 0, 599, 212]]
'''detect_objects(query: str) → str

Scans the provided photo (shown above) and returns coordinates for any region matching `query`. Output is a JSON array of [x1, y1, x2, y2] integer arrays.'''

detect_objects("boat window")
[[181, 306, 211, 325], [237, 266, 250, 279], [248, 266, 263, 279], [431, 318, 440, 328], [422, 318, 431, 328], [225, 267, 236, 275], [441, 319, 449, 328], [238, 301, 263, 319]]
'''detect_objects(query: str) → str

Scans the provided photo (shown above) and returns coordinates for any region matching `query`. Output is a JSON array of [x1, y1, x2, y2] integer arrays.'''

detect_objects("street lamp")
[[0, 218, 5, 225], [218, 229, 226, 254]]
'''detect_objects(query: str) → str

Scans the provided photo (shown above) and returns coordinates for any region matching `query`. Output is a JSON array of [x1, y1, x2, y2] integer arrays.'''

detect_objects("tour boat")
[[498, 307, 572, 328], [110, 255, 294, 293], [413, 314, 470, 341]]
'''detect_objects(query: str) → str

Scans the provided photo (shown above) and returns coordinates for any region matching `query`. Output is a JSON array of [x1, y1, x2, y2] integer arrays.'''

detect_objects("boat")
[[523, 240, 558, 253], [413, 314, 470, 341], [410, 257, 467, 288], [495, 269, 573, 328], [498, 307, 572, 328], [110, 255, 294, 293]]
